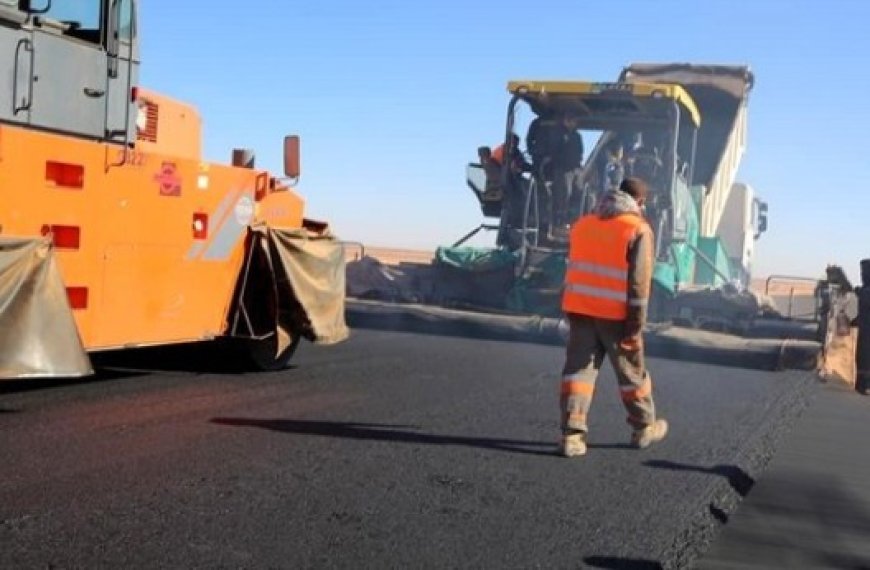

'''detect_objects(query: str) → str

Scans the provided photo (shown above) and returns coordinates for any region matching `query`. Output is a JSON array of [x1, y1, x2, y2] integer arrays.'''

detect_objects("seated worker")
[[603, 141, 626, 191], [626, 132, 663, 187]]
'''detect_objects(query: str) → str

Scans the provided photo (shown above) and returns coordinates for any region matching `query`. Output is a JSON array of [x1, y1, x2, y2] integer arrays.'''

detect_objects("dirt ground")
[[354, 247, 822, 292], [345, 246, 434, 265]]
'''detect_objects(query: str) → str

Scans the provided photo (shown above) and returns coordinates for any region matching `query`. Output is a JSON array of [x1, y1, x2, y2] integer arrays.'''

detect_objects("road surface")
[[0, 329, 815, 569]]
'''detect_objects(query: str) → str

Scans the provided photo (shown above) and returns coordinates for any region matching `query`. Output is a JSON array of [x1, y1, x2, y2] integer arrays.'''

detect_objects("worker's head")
[[477, 146, 492, 162], [561, 112, 579, 130], [619, 177, 648, 207], [608, 141, 624, 160]]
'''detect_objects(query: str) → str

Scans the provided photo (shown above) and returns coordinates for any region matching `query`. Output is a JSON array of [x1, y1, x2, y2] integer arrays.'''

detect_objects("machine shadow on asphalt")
[[90, 341, 260, 375], [210, 417, 558, 457], [0, 342, 286, 396], [0, 368, 144, 395]]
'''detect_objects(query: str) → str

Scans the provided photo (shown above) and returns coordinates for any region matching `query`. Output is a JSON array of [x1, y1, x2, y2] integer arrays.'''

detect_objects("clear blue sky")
[[139, 0, 869, 282]]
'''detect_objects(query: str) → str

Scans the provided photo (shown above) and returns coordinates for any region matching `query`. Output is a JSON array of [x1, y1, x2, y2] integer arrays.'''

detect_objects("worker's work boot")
[[560, 433, 587, 457], [630, 418, 668, 449]]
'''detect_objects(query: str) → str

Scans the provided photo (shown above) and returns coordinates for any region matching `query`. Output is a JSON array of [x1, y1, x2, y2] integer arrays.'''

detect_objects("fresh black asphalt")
[[0, 329, 818, 569]]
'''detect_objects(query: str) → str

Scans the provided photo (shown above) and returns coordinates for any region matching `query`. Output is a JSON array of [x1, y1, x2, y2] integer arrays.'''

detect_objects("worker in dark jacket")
[[558, 177, 668, 457], [855, 259, 870, 395], [526, 111, 584, 239]]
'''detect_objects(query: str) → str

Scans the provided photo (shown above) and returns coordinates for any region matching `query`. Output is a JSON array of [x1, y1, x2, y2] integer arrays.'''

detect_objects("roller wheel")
[[245, 331, 302, 372]]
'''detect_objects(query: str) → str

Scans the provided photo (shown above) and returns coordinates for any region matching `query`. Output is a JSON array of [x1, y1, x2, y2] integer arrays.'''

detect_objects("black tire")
[[244, 331, 302, 372]]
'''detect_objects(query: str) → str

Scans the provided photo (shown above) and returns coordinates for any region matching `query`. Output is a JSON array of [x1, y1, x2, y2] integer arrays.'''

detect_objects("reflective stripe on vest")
[[562, 213, 646, 320], [567, 260, 628, 281], [565, 283, 627, 302]]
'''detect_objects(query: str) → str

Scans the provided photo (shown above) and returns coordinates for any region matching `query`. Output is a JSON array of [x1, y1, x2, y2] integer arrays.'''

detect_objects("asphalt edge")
[[661, 371, 820, 569]]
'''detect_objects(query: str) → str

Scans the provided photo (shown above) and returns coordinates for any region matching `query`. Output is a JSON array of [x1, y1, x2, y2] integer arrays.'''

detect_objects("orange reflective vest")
[[562, 213, 647, 320], [491, 144, 505, 165]]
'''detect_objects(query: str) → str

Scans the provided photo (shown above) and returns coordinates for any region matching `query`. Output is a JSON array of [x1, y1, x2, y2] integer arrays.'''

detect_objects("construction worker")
[[559, 177, 668, 457], [492, 133, 531, 175], [527, 111, 584, 240], [477, 146, 502, 200], [603, 141, 626, 191], [488, 134, 531, 236], [855, 259, 870, 395]]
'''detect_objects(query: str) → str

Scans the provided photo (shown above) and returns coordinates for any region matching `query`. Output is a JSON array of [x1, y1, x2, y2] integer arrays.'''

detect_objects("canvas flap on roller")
[[0, 236, 93, 379], [252, 224, 349, 348]]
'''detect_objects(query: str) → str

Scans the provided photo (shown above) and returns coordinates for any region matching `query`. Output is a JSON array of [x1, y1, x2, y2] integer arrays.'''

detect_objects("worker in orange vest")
[[559, 177, 668, 457], [491, 133, 531, 174]]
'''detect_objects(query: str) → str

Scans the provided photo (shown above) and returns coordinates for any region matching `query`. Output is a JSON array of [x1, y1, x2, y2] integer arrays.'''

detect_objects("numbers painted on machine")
[[115, 149, 148, 167]]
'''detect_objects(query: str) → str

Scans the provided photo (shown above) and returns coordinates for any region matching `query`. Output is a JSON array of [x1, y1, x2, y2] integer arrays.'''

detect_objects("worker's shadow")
[[583, 556, 663, 569], [211, 417, 556, 457], [642, 459, 755, 497], [643, 460, 756, 526]]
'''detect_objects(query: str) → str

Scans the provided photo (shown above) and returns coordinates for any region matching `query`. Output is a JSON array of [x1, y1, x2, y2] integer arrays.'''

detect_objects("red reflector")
[[131, 86, 139, 102], [255, 172, 268, 199], [45, 161, 84, 189], [66, 287, 88, 310], [41, 224, 81, 249], [192, 212, 208, 240]]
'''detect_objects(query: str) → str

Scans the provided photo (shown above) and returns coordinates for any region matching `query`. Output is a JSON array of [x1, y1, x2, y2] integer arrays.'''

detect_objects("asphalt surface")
[[698, 381, 870, 569], [0, 329, 817, 569]]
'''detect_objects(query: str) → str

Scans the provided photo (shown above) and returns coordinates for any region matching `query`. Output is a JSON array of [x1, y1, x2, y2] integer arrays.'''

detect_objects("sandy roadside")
[[350, 246, 822, 293]]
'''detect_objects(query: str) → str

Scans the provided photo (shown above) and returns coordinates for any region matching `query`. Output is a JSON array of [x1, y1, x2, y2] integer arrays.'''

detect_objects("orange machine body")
[[0, 88, 305, 351]]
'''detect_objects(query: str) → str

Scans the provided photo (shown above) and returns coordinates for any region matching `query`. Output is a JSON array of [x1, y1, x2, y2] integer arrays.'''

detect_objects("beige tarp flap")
[[254, 224, 349, 348], [0, 237, 92, 379]]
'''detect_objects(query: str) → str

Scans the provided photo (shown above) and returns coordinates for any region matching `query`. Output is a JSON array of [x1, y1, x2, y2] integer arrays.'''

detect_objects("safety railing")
[[764, 275, 820, 320], [341, 241, 366, 262]]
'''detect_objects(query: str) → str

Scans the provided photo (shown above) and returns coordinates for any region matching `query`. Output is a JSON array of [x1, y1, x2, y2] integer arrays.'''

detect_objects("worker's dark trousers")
[[550, 168, 582, 228], [857, 284, 870, 395], [560, 313, 656, 434]]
